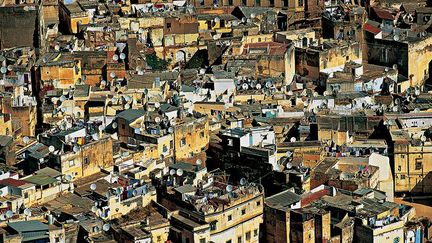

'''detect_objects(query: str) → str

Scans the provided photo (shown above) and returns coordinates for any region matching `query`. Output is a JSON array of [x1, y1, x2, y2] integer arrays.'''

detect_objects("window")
[[254, 229, 258, 237], [415, 160, 422, 170], [241, 209, 246, 215], [298, 0, 303, 6], [84, 157, 89, 165], [200, 239, 206, 243], [398, 165, 401, 171], [157, 236, 162, 242], [246, 231, 251, 241], [256, 200, 261, 207], [238, 236, 242, 243], [210, 221, 217, 230], [200, 131, 205, 138], [166, 23, 171, 29], [163, 144, 168, 153], [269, 0, 274, 6], [180, 138, 186, 147], [226, 240, 232, 243], [69, 160, 75, 167], [228, 214, 232, 221], [401, 175, 406, 180]]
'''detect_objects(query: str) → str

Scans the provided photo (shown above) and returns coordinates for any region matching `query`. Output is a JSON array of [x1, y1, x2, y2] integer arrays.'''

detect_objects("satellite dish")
[[256, 83, 262, 90], [119, 53, 126, 60], [49, 146, 55, 153], [313, 92, 318, 97], [59, 95, 66, 102], [110, 72, 116, 78], [92, 133, 100, 141], [414, 108, 420, 113], [0, 67, 7, 74], [103, 223, 110, 231], [90, 183, 97, 191], [132, 190, 138, 196], [23, 136, 30, 144], [0, 214, 5, 221], [250, 13, 256, 18], [241, 17, 247, 23], [176, 169, 184, 176], [23, 208, 31, 216], [196, 159, 202, 165], [392, 64, 398, 70], [415, 89, 421, 96], [226, 185, 233, 192], [286, 162, 293, 169], [421, 135, 427, 142], [112, 122, 118, 129], [7, 65, 13, 71], [155, 117, 161, 123], [65, 174, 73, 181], [91, 206, 98, 213], [242, 83, 249, 90], [393, 35, 400, 41], [169, 169, 176, 176], [125, 104, 130, 109], [232, 20, 239, 27], [240, 178, 247, 186], [112, 54, 119, 61], [290, 137, 297, 142], [313, 107, 319, 114], [93, 226, 100, 233], [73, 145, 80, 153], [168, 127, 174, 134], [287, 90, 293, 96], [155, 102, 160, 109], [199, 68, 206, 75], [392, 106, 398, 112], [5, 210, 13, 218]]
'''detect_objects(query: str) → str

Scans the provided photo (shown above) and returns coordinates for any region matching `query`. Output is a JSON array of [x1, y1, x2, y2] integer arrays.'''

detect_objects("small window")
[[256, 201, 261, 207], [180, 138, 186, 147], [401, 175, 406, 180], [228, 139, 234, 146], [416, 161, 422, 170], [69, 160, 75, 167], [241, 209, 246, 215], [200, 131, 205, 138], [210, 221, 217, 230], [200, 239, 206, 243], [163, 144, 168, 153], [228, 214, 232, 221], [254, 229, 258, 237], [84, 157, 89, 165], [238, 236, 242, 243], [246, 231, 251, 241]]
